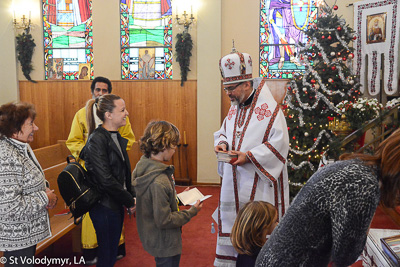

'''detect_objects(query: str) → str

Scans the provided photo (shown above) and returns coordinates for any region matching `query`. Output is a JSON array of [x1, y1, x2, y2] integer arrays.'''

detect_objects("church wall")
[[0, 0, 19, 104], [2, 0, 383, 185]]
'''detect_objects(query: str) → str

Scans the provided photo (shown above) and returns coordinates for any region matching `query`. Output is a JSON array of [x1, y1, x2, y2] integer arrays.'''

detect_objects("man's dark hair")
[[90, 76, 112, 94]]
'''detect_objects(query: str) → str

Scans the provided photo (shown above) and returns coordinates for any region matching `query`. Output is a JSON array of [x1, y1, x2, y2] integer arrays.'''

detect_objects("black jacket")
[[81, 126, 135, 211]]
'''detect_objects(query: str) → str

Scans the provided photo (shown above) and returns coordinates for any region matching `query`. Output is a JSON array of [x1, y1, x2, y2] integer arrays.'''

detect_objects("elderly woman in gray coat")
[[0, 102, 57, 267]]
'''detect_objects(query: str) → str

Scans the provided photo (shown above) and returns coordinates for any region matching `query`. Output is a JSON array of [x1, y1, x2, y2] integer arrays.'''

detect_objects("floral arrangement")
[[385, 97, 400, 109], [336, 97, 383, 130]]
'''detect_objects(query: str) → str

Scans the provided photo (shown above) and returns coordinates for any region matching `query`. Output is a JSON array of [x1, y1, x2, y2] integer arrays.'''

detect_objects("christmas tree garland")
[[16, 32, 36, 83], [175, 32, 193, 86]]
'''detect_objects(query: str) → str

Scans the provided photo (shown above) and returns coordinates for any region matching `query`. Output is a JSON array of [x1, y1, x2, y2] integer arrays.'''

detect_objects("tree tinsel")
[[175, 32, 193, 86], [285, 2, 361, 197], [16, 32, 37, 83]]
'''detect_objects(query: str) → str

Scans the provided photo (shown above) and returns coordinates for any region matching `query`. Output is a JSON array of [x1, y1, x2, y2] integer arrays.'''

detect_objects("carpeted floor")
[[36, 185, 400, 267]]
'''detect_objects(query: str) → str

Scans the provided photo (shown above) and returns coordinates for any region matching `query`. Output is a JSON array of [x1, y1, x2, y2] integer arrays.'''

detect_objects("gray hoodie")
[[132, 155, 198, 257]]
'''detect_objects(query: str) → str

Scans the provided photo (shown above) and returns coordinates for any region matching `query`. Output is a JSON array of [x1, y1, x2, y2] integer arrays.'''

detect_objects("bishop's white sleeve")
[[213, 118, 229, 149], [247, 109, 289, 181], [214, 119, 229, 177]]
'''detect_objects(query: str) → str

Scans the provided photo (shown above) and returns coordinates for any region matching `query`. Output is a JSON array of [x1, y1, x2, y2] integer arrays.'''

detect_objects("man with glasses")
[[66, 76, 135, 265], [213, 48, 289, 266]]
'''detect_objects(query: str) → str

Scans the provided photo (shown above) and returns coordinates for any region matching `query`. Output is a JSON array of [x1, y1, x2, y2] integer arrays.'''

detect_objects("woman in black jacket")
[[81, 94, 135, 267]]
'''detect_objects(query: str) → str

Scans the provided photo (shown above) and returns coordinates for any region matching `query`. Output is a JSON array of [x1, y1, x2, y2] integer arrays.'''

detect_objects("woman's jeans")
[[90, 203, 124, 267]]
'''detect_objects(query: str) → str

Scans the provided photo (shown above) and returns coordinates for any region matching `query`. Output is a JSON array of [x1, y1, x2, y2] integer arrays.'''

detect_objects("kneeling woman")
[[81, 94, 135, 267]]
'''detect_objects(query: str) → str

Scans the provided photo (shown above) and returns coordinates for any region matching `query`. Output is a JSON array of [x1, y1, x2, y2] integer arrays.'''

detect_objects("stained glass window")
[[120, 0, 173, 80], [260, 0, 317, 79], [42, 0, 93, 80]]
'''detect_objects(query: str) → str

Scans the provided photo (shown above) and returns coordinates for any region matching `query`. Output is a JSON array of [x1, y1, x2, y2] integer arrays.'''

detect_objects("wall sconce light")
[[175, 8, 195, 32], [13, 11, 32, 33]]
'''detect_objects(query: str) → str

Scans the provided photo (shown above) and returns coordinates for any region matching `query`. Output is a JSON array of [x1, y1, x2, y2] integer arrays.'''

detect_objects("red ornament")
[[333, 5, 338, 10], [353, 36, 357, 40], [308, 56, 312, 60], [342, 57, 347, 61], [337, 26, 342, 31], [348, 53, 354, 59], [310, 79, 316, 84], [328, 35, 332, 40], [322, 69, 326, 72], [292, 136, 296, 140], [318, 52, 322, 57], [337, 52, 341, 56], [331, 66, 336, 71], [314, 138, 317, 142], [321, 35, 325, 39]]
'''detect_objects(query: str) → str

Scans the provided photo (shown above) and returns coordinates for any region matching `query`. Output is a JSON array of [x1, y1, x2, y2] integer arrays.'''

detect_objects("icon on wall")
[[48, 58, 64, 80], [366, 13, 386, 44], [78, 63, 91, 80], [139, 48, 155, 79]]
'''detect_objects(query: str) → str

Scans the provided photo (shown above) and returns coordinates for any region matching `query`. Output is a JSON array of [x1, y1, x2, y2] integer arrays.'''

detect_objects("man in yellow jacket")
[[66, 76, 135, 265]]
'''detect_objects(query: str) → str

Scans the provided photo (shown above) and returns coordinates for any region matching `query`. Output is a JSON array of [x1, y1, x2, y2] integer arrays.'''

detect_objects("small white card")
[[216, 151, 238, 163]]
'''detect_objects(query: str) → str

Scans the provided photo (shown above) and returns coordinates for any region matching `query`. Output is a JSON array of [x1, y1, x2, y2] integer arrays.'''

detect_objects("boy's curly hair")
[[139, 121, 180, 158]]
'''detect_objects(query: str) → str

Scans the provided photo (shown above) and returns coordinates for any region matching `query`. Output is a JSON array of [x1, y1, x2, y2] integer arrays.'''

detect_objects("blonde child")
[[231, 201, 277, 267], [132, 120, 203, 267]]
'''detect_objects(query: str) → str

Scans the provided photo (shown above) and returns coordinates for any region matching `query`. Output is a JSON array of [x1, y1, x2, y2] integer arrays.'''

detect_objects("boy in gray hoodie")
[[132, 121, 202, 267]]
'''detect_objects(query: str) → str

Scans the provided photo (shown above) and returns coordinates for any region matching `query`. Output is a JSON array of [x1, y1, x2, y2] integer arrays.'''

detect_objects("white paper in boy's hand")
[[177, 187, 212, 206], [189, 195, 212, 206]]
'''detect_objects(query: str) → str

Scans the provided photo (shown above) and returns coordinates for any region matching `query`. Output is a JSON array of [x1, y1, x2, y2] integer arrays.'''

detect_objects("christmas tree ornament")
[[310, 79, 316, 84], [337, 26, 342, 31], [333, 5, 338, 10], [303, 87, 307, 92], [330, 52, 335, 56], [348, 53, 354, 59], [304, 132, 309, 137], [331, 66, 336, 71], [321, 35, 325, 39], [328, 78, 334, 83], [337, 52, 341, 56], [328, 35, 332, 40], [342, 57, 347, 61]]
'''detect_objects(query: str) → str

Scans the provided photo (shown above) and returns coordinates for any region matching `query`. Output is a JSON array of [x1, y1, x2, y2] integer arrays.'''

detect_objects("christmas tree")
[[286, 1, 361, 196]]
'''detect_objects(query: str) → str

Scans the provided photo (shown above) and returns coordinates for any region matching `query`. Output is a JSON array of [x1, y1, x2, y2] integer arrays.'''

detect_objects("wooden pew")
[[34, 141, 77, 254]]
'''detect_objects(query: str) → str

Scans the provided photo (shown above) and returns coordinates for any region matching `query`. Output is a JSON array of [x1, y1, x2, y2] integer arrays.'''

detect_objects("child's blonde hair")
[[139, 120, 180, 158], [231, 201, 277, 256]]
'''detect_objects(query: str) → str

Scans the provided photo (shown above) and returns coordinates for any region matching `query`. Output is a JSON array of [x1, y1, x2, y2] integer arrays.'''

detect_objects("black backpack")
[[57, 155, 100, 224]]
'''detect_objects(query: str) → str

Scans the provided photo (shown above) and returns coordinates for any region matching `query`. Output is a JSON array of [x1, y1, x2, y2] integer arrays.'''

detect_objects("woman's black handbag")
[[57, 155, 100, 224]]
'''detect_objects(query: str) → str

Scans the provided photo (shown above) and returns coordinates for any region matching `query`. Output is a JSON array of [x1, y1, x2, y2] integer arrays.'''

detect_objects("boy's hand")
[[193, 200, 203, 212]]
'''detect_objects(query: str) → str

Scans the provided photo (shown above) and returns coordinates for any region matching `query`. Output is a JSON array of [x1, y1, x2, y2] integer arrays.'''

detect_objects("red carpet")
[[36, 186, 400, 266]]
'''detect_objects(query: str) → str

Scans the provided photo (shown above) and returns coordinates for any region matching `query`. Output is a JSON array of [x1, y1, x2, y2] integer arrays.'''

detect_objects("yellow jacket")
[[66, 107, 135, 163]]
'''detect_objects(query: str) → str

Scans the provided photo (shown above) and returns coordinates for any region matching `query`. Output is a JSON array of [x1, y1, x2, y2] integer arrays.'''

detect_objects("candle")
[[183, 131, 187, 145]]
